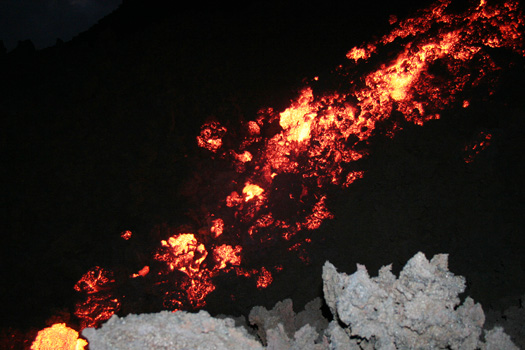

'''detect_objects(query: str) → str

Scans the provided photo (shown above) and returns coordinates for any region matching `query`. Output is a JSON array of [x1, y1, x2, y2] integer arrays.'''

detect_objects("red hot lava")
[[35, 0, 523, 345], [31, 323, 87, 350]]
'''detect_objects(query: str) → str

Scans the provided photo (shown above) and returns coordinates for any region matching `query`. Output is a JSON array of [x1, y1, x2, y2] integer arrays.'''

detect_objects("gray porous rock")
[[248, 297, 329, 349], [482, 327, 520, 350], [485, 294, 525, 349], [249, 299, 296, 346], [324, 321, 362, 350], [322, 251, 519, 350], [82, 309, 264, 350], [265, 323, 327, 350], [82, 252, 520, 350]]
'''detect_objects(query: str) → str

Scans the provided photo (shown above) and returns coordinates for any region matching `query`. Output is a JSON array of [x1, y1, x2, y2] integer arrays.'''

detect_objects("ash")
[[83, 252, 521, 349]]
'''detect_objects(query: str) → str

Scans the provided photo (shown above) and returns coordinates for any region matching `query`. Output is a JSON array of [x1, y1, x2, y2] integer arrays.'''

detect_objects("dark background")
[[0, 0, 122, 52], [1, 0, 524, 345]]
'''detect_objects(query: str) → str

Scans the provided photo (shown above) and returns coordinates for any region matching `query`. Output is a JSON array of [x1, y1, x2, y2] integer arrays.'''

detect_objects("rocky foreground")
[[83, 252, 523, 350]]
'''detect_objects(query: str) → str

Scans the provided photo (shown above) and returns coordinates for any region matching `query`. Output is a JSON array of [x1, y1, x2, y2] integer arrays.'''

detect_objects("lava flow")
[[33, 0, 524, 345]]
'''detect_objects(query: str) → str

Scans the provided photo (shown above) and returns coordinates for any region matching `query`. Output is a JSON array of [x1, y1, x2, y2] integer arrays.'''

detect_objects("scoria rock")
[[82, 309, 264, 350], [83, 252, 520, 350], [322, 251, 519, 350], [249, 297, 328, 347]]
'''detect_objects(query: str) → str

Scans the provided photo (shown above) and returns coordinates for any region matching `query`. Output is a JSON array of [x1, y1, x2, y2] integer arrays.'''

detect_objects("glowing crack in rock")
[[70, 0, 524, 333]]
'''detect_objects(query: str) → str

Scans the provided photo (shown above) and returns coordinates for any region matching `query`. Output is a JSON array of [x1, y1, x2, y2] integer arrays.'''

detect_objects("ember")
[[197, 121, 228, 152], [131, 265, 150, 278], [120, 230, 132, 240], [256, 267, 273, 289], [463, 131, 493, 163]]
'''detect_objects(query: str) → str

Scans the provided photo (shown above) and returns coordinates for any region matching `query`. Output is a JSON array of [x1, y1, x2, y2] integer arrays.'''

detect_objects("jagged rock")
[[83, 252, 520, 350], [248, 297, 329, 348], [249, 299, 296, 345], [325, 321, 362, 350], [482, 327, 520, 350], [249, 297, 329, 346], [82, 310, 264, 350], [263, 323, 328, 350], [322, 251, 519, 350], [485, 294, 525, 349], [296, 298, 330, 339]]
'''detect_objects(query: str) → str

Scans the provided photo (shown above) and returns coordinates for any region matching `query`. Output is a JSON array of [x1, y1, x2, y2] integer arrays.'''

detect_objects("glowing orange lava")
[[242, 182, 264, 202], [72, 0, 524, 331], [31, 323, 87, 350], [213, 244, 242, 270], [120, 230, 132, 240], [210, 218, 224, 237], [256, 267, 273, 289], [155, 233, 208, 274], [131, 265, 150, 278], [196, 121, 227, 152], [73, 267, 120, 328]]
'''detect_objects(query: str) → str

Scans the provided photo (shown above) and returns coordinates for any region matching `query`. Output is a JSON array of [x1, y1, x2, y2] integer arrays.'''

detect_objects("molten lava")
[[131, 265, 150, 278], [31, 323, 86, 350], [120, 230, 132, 240], [242, 182, 265, 202], [73, 266, 120, 328], [256, 267, 273, 289], [67, 0, 524, 337]]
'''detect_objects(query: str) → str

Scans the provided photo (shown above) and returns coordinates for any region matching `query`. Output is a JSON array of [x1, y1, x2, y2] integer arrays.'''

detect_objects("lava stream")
[[62, 0, 524, 335]]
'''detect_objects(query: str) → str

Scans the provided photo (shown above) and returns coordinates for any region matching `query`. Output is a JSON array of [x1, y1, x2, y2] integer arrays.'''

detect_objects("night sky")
[[1, 0, 524, 348], [0, 0, 122, 52]]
